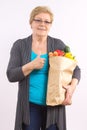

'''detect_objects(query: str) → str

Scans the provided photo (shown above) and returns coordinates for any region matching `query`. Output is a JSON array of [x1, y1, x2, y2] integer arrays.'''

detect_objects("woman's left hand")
[[62, 85, 75, 105], [62, 78, 78, 105]]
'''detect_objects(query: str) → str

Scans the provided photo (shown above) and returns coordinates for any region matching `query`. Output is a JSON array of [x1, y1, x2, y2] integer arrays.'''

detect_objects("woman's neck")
[[32, 34, 47, 55], [32, 34, 47, 44]]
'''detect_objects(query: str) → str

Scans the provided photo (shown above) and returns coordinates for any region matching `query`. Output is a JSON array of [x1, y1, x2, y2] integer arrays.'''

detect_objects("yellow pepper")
[[64, 52, 75, 60]]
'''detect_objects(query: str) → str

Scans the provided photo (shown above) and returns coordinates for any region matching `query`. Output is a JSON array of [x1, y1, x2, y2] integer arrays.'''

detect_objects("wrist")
[[71, 78, 78, 87]]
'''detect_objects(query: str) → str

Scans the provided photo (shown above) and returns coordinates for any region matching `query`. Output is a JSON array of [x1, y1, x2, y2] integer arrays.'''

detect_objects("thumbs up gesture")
[[32, 51, 45, 69]]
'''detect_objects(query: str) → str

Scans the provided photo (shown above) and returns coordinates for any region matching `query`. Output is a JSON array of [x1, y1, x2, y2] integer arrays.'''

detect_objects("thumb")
[[37, 51, 41, 58]]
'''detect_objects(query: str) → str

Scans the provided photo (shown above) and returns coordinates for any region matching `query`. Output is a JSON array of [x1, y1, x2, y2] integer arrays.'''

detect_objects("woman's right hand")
[[22, 54, 45, 76], [32, 55, 45, 69]]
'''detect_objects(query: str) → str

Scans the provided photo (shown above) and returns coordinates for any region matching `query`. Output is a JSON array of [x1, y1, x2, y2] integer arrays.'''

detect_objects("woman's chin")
[[37, 33, 47, 37]]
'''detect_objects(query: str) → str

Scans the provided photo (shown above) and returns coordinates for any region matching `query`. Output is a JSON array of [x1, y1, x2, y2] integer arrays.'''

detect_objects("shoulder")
[[48, 36, 66, 50], [48, 35, 65, 45], [13, 35, 31, 47], [11, 35, 32, 50]]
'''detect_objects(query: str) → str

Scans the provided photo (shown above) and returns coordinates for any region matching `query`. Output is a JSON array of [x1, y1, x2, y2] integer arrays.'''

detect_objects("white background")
[[0, 0, 87, 130]]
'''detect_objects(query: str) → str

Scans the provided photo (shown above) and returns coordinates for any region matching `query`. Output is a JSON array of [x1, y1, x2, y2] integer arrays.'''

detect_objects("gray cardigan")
[[6, 35, 81, 130]]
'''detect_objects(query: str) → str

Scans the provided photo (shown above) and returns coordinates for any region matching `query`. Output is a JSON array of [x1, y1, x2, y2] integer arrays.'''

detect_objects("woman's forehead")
[[34, 13, 51, 19]]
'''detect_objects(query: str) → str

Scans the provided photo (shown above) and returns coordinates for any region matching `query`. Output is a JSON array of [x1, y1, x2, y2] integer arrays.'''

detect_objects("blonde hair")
[[29, 6, 54, 24]]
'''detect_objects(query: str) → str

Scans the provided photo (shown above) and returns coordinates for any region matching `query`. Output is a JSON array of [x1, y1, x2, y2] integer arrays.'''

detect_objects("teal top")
[[29, 51, 49, 105]]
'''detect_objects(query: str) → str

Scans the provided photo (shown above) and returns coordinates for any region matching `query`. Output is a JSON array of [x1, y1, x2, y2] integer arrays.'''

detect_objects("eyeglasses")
[[33, 19, 52, 25]]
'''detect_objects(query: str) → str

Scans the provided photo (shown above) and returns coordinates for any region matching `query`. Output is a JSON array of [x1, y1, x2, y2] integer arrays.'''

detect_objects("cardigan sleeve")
[[6, 40, 25, 82], [72, 65, 81, 83]]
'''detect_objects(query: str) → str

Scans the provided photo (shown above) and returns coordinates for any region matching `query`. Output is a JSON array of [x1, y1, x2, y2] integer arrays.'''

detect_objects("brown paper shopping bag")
[[46, 56, 77, 106]]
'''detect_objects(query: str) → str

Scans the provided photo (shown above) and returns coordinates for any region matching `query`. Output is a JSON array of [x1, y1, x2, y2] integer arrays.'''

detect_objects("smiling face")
[[30, 13, 52, 37]]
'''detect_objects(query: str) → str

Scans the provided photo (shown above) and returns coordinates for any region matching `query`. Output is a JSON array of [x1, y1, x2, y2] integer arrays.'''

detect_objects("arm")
[[6, 40, 45, 82], [6, 40, 25, 82], [62, 65, 81, 105]]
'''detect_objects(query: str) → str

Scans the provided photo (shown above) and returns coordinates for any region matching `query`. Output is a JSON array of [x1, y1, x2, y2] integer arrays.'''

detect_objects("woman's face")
[[30, 13, 52, 37]]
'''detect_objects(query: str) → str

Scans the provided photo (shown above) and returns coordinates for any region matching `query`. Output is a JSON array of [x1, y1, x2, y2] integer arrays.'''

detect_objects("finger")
[[37, 51, 41, 58], [62, 97, 71, 105], [62, 86, 68, 90]]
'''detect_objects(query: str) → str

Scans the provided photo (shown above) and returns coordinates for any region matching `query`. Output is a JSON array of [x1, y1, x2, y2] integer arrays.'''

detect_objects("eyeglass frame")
[[33, 19, 52, 25]]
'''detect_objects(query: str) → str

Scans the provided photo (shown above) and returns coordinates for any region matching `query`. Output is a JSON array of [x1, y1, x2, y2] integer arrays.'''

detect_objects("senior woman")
[[7, 6, 81, 130]]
